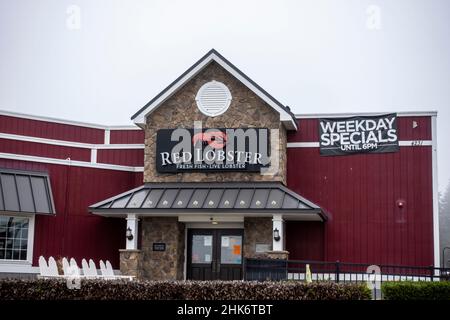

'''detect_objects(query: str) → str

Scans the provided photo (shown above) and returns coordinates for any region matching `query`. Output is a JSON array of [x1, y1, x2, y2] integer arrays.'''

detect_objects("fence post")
[[284, 259, 288, 280], [429, 265, 435, 282], [335, 261, 340, 283]]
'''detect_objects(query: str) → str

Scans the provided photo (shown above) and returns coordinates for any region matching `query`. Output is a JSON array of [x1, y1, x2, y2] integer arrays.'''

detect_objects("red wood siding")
[[286, 145, 434, 266], [287, 119, 319, 142], [286, 222, 324, 261], [110, 130, 144, 144], [0, 115, 144, 269], [397, 117, 432, 141], [97, 149, 144, 167], [287, 116, 432, 142], [0, 138, 91, 161], [0, 115, 104, 144], [0, 112, 435, 271], [0, 158, 143, 268]]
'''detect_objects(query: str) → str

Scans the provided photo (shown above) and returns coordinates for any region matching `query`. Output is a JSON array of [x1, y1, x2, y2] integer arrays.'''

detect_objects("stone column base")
[[119, 249, 141, 278], [265, 250, 289, 260]]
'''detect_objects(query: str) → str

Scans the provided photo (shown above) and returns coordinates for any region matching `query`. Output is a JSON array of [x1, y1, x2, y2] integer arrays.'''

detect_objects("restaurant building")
[[0, 49, 439, 280]]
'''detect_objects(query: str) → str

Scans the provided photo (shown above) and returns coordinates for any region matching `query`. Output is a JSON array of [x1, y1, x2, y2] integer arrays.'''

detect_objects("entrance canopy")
[[89, 182, 326, 221]]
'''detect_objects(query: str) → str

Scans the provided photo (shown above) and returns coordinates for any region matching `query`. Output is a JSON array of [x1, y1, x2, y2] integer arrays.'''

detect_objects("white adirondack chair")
[[82, 258, 98, 278], [105, 260, 115, 277], [60, 257, 82, 278], [105, 260, 134, 280], [81, 259, 89, 276], [88, 259, 97, 275], [69, 257, 77, 267], [47, 256, 61, 278], [38, 256, 51, 278], [62, 257, 70, 275], [99, 260, 113, 279], [39, 256, 133, 280], [69, 257, 81, 277], [38, 256, 67, 279]]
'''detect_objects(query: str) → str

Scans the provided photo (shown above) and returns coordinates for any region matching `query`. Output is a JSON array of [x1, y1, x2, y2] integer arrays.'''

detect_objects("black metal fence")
[[244, 258, 450, 283]]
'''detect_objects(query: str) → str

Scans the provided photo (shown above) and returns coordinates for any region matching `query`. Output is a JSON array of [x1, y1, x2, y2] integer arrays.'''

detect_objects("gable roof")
[[132, 49, 298, 130]]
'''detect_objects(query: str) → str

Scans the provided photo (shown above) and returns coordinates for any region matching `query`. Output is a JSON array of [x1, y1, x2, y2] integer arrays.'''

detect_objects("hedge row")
[[382, 281, 450, 300], [0, 279, 371, 300]]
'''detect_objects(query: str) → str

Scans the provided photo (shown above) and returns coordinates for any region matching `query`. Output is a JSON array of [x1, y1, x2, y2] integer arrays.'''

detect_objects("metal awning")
[[89, 182, 326, 221], [0, 168, 56, 215]]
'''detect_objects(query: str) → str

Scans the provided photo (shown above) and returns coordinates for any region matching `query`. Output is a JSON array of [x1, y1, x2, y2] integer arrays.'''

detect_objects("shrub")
[[382, 281, 450, 300], [0, 279, 371, 300]]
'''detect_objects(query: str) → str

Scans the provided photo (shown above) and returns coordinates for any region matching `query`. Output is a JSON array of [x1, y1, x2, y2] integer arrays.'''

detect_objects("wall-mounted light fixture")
[[126, 227, 134, 241], [273, 228, 280, 242], [396, 199, 406, 209]]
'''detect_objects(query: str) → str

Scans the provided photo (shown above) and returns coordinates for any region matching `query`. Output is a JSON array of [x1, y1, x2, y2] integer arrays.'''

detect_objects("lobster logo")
[[192, 131, 227, 149]]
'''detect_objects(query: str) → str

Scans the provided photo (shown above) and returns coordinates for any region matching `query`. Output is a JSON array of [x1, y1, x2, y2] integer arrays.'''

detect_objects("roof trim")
[[0, 152, 144, 172], [90, 209, 324, 221], [131, 49, 298, 130], [0, 109, 141, 131], [295, 110, 438, 119]]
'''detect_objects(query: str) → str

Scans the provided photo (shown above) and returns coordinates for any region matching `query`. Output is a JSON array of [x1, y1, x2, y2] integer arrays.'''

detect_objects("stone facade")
[[244, 218, 273, 258], [120, 61, 291, 279], [144, 61, 287, 185], [119, 249, 141, 278], [138, 217, 185, 280], [266, 250, 289, 260]]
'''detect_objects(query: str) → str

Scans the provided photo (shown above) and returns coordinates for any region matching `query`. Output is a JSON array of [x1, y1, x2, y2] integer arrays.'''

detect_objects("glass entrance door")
[[187, 229, 243, 280]]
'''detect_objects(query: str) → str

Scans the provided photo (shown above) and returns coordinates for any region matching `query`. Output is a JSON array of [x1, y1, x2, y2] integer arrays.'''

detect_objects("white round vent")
[[195, 81, 232, 117]]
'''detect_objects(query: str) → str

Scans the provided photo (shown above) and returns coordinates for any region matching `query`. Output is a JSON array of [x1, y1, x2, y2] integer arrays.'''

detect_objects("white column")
[[126, 214, 138, 250], [272, 214, 284, 251]]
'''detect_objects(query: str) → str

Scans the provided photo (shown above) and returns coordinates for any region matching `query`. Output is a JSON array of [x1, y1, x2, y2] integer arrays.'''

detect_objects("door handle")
[[216, 260, 221, 274]]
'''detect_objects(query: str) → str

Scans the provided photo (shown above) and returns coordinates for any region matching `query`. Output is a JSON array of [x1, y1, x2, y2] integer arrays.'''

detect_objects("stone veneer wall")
[[119, 249, 141, 278], [144, 61, 287, 184], [138, 217, 185, 280], [120, 218, 278, 278], [122, 61, 291, 279], [244, 218, 273, 258]]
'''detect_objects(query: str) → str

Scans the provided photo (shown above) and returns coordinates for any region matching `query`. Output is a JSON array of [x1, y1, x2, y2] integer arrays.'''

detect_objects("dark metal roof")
[[0, 168, 55, 215], [89, 182, 326, 221], [131, 49, 297, 129]]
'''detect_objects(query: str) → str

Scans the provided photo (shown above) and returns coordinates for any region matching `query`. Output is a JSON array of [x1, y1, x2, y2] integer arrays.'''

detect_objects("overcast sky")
[[0, 0, 449, 191]]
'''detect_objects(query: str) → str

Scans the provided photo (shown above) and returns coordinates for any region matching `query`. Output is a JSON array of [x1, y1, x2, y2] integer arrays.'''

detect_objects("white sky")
[[0, 0, 449, 191]]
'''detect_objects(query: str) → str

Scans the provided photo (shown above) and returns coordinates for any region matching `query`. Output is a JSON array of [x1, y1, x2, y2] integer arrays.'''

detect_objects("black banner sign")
[[319, 113, 399, 156], [156, 128, 270, 172]]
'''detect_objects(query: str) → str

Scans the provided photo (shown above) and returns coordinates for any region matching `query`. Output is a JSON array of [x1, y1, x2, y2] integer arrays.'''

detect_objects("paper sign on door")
[[205, 254, 211, 262], [221, 236, 230, 247], [233, 245, 241, 255], [204, 236, 212, 247]]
